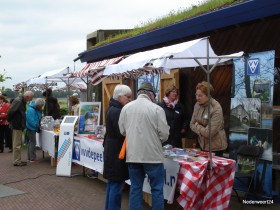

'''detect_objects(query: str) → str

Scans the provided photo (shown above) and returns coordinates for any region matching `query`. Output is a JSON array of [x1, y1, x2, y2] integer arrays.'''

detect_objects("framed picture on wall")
[[248, 127, 272, 161], [252, 79, 271, 102], [230, 98, 261, 132], [78, 102, 101, 134]]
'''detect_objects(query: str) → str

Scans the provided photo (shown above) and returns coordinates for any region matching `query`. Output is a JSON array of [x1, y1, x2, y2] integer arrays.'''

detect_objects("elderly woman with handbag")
[[103, 84, 132, 210]]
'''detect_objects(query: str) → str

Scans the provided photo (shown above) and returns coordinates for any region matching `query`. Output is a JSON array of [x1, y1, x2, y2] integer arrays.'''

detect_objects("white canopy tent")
[[104, 37, 243, 76], [26, 67, 81, 88], [104, 37, 244, 169], [25, 67, 85, 111]]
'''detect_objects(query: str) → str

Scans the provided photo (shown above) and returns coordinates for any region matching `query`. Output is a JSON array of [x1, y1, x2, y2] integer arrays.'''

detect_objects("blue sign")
[[72, 139, 81, 161], [247, 58, 260, 75]]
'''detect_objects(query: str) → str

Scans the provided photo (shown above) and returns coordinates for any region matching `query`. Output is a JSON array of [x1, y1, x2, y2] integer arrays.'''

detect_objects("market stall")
[[35, 113, 236, 209]]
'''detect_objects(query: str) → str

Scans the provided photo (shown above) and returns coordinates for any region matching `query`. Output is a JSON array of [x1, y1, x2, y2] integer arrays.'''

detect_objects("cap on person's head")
[[72, 93, 78, 97], [137, 82, 155, 96]]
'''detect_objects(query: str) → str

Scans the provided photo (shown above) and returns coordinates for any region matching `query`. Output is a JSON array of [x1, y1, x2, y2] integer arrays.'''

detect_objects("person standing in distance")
[[42, 88, 61, 120], [118, 82, 169, 210], [7, 91, 34, 166], [0, 94, 11, 153], [103, 84, 132, 210]]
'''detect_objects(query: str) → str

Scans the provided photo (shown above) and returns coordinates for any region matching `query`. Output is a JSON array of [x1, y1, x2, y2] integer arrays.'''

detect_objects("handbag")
[[118, 138, 126, 160]]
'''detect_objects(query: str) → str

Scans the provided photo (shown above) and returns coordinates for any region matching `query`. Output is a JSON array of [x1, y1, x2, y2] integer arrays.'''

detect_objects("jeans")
[[105, 180, 124, 210], [128, 163, 164, 210]]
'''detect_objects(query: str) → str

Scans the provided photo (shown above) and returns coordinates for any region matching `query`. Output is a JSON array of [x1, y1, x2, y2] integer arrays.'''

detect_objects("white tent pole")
[[86, 76, 89, 101], [67, 67, 70, 111], [206, 38, 213, 170]]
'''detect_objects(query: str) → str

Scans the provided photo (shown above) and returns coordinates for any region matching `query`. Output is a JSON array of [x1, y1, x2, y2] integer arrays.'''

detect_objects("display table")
[[37, 133, 236, 209], [36, 129, 59, 166], [176, 156, 236, 210], [70, 136, 236, 209]]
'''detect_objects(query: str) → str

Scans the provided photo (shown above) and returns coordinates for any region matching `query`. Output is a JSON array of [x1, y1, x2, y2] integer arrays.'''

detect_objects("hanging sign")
[[247, 58, 260, 75]]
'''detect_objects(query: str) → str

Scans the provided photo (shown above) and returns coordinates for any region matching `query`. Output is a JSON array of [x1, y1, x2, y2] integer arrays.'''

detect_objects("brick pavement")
[[0, 146, 279, 210]]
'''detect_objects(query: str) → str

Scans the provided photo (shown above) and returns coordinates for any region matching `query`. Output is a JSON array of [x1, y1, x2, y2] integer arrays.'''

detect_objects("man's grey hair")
[[24, 91, 34, 97], [137, 90, 154, 97], [113, 85, 132, 100], [35, 98, 45, 107]]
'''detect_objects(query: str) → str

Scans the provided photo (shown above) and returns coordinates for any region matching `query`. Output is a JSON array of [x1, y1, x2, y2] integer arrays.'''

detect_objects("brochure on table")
[[56, 116, 79, 177]]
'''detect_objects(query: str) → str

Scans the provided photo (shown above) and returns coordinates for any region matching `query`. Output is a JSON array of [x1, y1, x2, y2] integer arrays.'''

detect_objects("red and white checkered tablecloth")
[[176, 157, 236, 210]]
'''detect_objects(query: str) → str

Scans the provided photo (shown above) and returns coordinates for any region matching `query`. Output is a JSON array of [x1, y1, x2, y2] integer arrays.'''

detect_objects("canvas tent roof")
[[25, 67, 83, 90], [71, 56, 126, 85], [26, 67, 70, 87], [104, 38, 243, 78]]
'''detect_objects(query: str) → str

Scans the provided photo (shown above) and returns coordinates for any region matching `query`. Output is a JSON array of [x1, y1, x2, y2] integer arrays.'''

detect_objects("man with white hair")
[[7, 91, 34, 166], [26, 98, 45, 162]]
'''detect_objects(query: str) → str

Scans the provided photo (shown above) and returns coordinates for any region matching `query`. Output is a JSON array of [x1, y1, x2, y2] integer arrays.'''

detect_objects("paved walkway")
[[0, 146, 279, 210]]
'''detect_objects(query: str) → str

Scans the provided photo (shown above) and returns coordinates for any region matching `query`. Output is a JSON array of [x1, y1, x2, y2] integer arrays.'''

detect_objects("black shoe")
[[13, 162, 27, 166], [0, 150, 3, 153]]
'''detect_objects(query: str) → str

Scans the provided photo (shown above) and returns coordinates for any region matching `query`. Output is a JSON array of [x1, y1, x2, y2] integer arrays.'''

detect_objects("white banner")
[[72, 136, 179, 202], [127, 158, 180, 203], [72, 136, 104, 174]]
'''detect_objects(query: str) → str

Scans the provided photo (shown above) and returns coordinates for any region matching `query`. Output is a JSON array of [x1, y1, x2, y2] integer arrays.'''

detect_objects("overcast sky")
[[0, 0, 202, 89]]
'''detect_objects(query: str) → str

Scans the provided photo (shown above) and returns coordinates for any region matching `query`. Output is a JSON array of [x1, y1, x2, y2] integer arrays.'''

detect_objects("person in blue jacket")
[[26, 98, 45, 162]]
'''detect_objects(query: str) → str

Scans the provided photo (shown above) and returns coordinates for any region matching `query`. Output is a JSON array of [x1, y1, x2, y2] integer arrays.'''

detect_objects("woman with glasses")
[[103, 84, 132, 210], [190, 81, 227, 157]]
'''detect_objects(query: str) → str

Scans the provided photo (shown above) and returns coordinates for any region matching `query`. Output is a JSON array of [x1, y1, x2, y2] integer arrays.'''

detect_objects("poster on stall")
[[230, 50, 274, 159], [78, 102, 101, 134], [230, 50, 274, 198]]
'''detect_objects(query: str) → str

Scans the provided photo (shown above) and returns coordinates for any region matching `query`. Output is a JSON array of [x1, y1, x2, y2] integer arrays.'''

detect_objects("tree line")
[[2, 88, 79, 99]]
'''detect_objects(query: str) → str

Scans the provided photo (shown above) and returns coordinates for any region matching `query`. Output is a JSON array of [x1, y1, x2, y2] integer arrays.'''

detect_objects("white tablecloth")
[[36, 130, 57, 158]]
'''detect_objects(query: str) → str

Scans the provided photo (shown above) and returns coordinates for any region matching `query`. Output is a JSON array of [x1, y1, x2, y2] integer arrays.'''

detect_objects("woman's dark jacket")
[[103, 98, 129, 181], [158, 101, 186, 148]]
